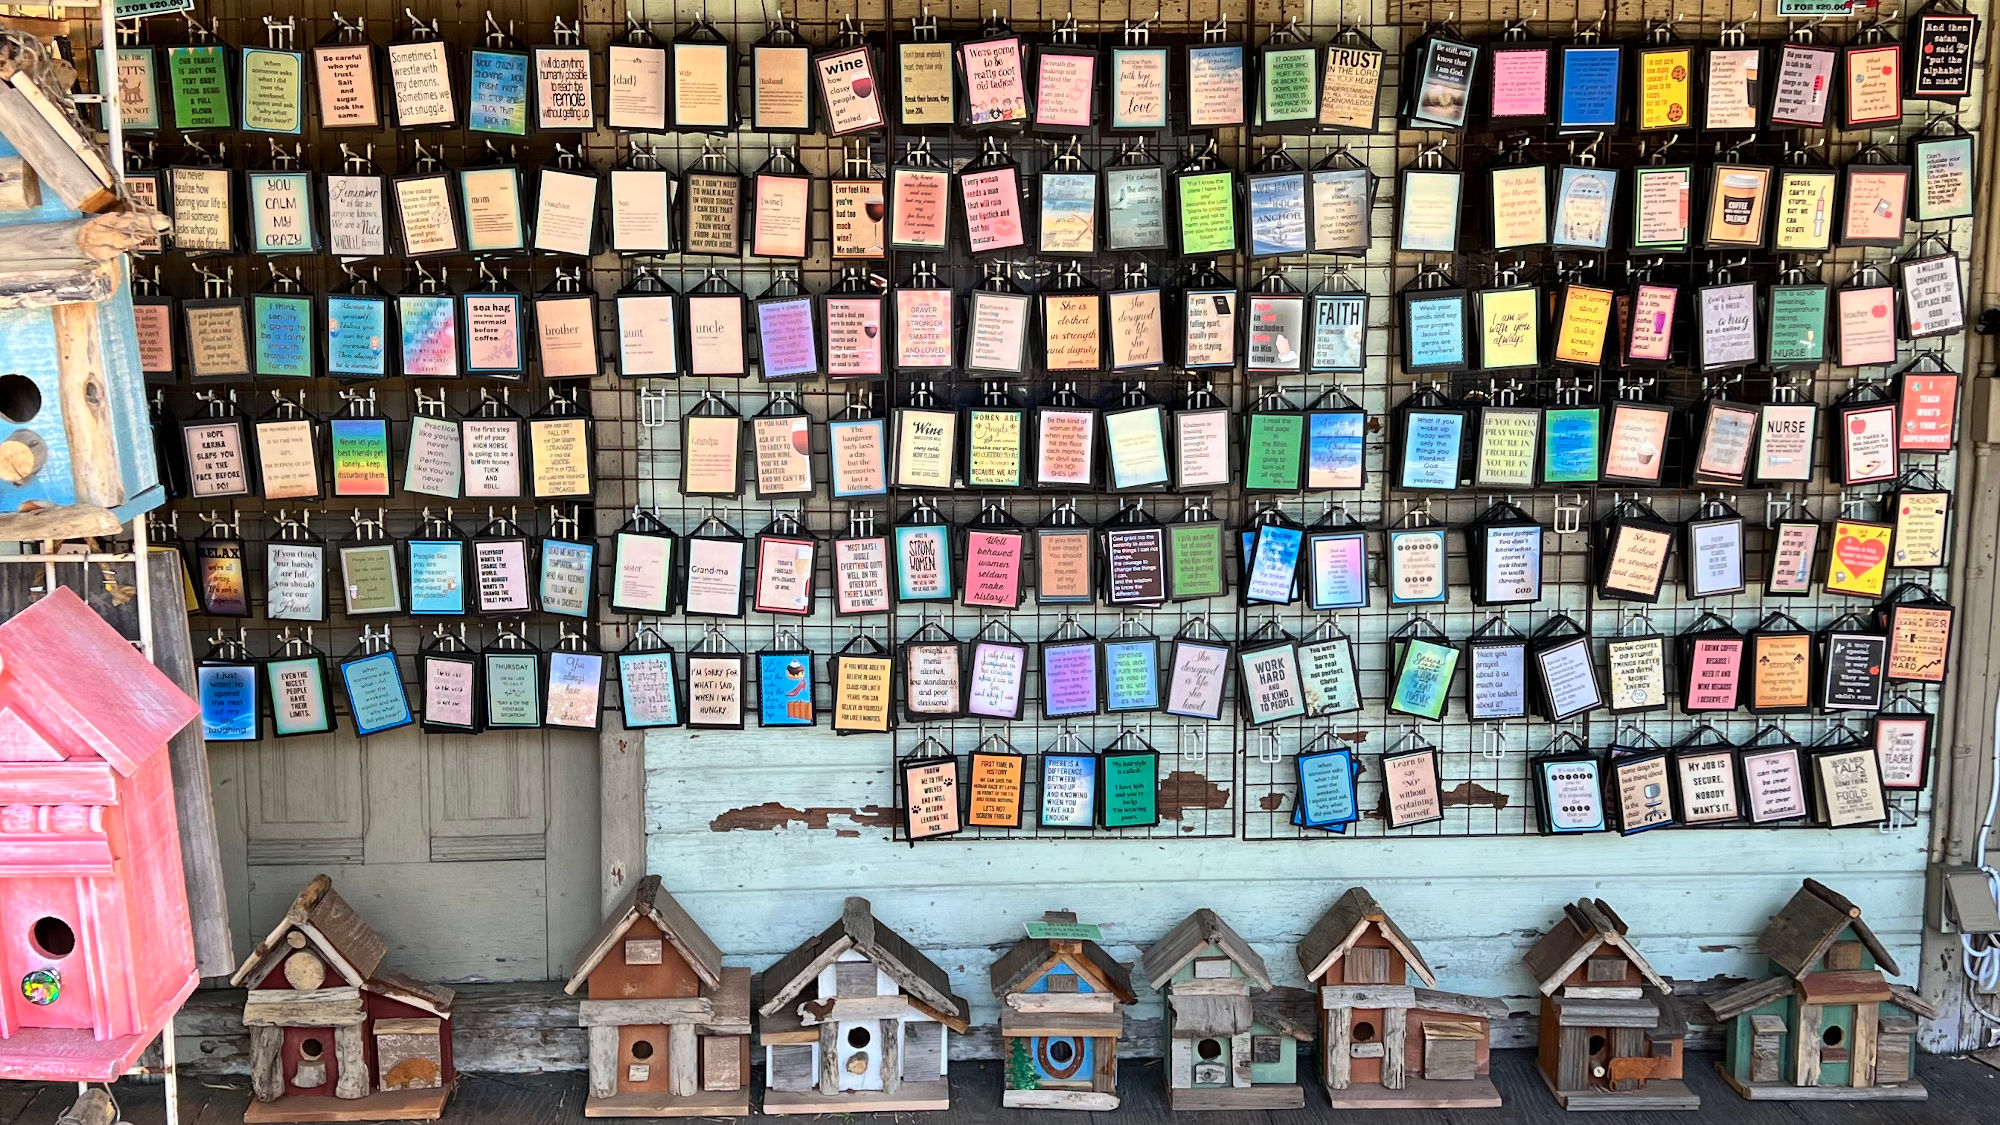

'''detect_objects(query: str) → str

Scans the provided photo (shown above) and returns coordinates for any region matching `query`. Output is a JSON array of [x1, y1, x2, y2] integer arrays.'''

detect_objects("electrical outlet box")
[[1944, 867, 2000, 935]]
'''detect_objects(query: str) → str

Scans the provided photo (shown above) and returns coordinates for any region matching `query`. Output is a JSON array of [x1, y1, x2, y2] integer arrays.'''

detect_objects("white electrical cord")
[[1960, 691, 2000, 1021]]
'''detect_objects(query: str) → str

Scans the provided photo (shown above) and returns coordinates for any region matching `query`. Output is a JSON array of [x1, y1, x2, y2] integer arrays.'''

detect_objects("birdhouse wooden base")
[[1163, 1083, 1305, 1110], [1003, 1088, 1118, 1111], [582, 1088, 750, 1118], [241, 1085, 452, 1123], [0, 1018, 191, 1083], [762, 1079, 951, 1114], [1716, 1064, 1927, 1102], [1540, 1069, 1699, 1110], [1328, 1074, 1504, 1110]]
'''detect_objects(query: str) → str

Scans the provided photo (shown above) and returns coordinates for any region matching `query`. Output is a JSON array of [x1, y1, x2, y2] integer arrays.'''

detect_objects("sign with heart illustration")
[[1826, 519, 1893, 597]]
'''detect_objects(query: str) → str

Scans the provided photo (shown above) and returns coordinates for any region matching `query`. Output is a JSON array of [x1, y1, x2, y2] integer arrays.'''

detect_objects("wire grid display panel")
[[1240, 0, 1963, 838], [609, 1, 1253, 841], [107, 0, 646, 719]]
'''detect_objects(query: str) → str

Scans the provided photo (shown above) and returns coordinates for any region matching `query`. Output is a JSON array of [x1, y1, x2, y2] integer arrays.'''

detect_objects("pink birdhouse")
[[0, 586, 200, 1080]]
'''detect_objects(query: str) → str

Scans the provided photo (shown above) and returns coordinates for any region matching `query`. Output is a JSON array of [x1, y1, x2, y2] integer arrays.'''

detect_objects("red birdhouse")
[[0, 586, 200, 1080]]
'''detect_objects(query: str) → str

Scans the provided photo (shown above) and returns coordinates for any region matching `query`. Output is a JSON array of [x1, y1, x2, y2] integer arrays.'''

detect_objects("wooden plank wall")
[[630, 0, 1978, 1057]]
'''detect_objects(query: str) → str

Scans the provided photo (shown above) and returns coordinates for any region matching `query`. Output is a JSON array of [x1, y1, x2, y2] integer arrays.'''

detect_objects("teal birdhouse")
[[0, 38, 166, 540]]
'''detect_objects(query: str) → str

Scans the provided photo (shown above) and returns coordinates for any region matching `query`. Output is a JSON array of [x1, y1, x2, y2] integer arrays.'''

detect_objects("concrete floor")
[[17, 1051, 2000, 1124]]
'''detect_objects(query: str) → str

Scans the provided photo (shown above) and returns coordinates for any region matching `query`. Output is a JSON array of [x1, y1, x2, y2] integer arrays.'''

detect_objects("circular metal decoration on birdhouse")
[[20, 968, 59, 1006]]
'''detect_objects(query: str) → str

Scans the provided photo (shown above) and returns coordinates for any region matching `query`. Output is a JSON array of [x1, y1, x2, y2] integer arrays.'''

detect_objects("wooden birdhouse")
[[0, 35, 167, 541], [1139, 908, 1311, 1110], [228, 875, 457, 1123], [563, 875, 752, 1117], [0, 586, 199, 1080], [755, 896, 970, 1114], [989, 910, 1137, 1111], [1523, 898, 1697, 1110], [1706, 879, 1935, 1101], [1298, 887, 1507, 1110]]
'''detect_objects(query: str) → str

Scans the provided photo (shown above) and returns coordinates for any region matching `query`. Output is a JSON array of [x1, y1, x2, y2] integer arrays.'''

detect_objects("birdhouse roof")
[[756, 896, 968, 1030], [564, 875, 725, 995], [1757, 879, 1898, 979], [1140, 908, 1271, 991], [0, 587, 195, 775], [229, 874, 454, 1018], [988, 913, 1137, 1004], [1522, 898, 1672, 995], [1297, 887, 1437, 988], [0, 34, 118, 215]]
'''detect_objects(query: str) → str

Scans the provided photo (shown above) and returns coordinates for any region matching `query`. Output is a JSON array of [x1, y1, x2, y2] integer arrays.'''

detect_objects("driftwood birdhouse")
[[228, 875, 456, 1123], [0, 33, 167, 541]]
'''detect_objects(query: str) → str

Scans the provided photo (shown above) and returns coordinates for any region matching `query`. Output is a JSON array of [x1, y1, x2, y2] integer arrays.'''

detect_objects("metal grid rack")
[[1239, 0, 1958, 838], [100, 0, 1961, 842], [99, 0, 643, 725]]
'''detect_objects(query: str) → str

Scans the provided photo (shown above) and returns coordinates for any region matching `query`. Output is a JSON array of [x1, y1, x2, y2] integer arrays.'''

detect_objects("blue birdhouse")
[[0, 43, 164, 540]]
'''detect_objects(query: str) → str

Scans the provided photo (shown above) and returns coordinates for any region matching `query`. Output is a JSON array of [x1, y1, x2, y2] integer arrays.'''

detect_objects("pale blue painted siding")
[[643, 725, 1927, 1055]]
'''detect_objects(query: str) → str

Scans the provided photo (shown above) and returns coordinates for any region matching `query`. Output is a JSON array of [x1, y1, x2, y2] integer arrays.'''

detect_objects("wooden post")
[[1851, 1002, 1879, 1088], [879, 1018, 901, 1093], [817, 1020, 840, 1095], [332, 1023, 369, 1099], [51, 299, 124, 507], [1382, 1005, 1408, 1089], [667, 1022, 698, 1097], [1229, 1032, 1251, 1087], [248, 1025, 284, 1102], [1326, 1008, 1353, 1090], [1793, 1004, 1822, 1087], [1168, 1036, 1191, 1090], [586, 1025, 618, 1098]]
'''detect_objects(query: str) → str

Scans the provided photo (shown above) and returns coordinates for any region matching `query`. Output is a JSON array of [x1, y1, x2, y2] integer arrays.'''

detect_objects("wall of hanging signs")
[[129, 0, 1975, 843]]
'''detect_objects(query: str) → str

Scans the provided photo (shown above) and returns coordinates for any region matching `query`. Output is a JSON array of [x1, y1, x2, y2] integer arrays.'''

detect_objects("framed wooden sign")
[[1605, 634, 1669, 715], [1705, 45, 1762, 130], [1909, 9, 1979, 100], [1388, 634, 1458, 722], [897, 34, 956, 128], [1680, 615, 1745, 712], [608, 31, 670, 131], [1532, 753, 1607, 835], [1186, 36, 1248, 129], [1740, 739, 1809, 824], [1404, 31, 1477, 129], [1487, 40, 1553, 125], [467, 45, 531, 136], [682, 167, 743, 257], [618, 647, 683, 730], [1611, 752, 1675, 836], [966, 639, 1029, 721], [670, 29, 735, 131], [1874, 706, 1934, 791], [1630, 165, 1693, 252], [386, 36, 457, 128], [1110, 44, 1169, 130], [1556, 42, 1621, 131], [1768, 519, 1823, 597], [1842, 164, 1910, 247], [1704, 164, 1772, 248], [681, 531, 748, 618], [1842, 40, 1903, 129], [958, 32, 1030, 129], [1551, 164, 1616, 250], [685, 652, 746, 731], [815, 44, 885, 136], [1748, 616, 1815, 713], [266, 652, 336, 737], [1033, 42, 1098, 133], [1673, 741, 1742, 826], [1813, 744, 1889, 829], [1770, 42, 1837, 128], [831, 637, 894, 734], [1043, 638, 1103, 721]]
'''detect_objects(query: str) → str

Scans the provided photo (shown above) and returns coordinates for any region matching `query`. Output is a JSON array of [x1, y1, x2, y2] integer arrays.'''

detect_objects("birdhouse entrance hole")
[[1822, 1026, 1844, 1047], [299, 1038, 324, 1060], [630, 1040, 654, 1060], [847, 1026, 871, 1048], [1196, 1038, 1222, 1060], [29, 916, 72, 958], [1354, 1021, 1377, 1043], [0, 375, 39, 425], [1047, 1039, 1074, 1065]]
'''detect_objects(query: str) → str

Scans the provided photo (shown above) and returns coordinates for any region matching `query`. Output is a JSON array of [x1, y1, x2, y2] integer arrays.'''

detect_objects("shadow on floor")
[[14, 1051, 2000, 1124]]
